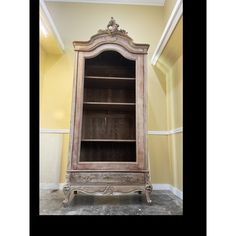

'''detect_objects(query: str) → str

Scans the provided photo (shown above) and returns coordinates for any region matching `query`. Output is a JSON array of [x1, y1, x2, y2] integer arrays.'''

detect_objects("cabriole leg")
[[62, 185, 74, 207], [145, 184, 152, 204]]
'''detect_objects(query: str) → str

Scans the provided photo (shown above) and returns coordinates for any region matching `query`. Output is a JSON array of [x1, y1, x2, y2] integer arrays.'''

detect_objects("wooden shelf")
[[85, 76, 135, 80], [83, 102, 135, 111], [80, 141, 136, 162], [84, 76, 135, 89], [81, 139, 136, 142]]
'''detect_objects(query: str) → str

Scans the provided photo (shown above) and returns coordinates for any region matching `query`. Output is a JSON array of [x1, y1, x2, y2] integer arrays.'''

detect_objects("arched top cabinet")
[[63, 18, 152, 206]]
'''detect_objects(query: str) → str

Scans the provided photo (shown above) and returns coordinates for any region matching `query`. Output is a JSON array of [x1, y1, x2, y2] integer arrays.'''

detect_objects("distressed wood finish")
[[73, 33, 148, 54], [70, 172, 145, 185], [63, 18, 152, 206]]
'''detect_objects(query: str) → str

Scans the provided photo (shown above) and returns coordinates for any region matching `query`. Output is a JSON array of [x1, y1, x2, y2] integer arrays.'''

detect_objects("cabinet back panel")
[[80, 142, 136, 162], [85, 51, 135, 78], [82, 110, 135, 139], [84, 77, 135, 89], [85, 65, 135, 78], [84, 88, 135, 103]]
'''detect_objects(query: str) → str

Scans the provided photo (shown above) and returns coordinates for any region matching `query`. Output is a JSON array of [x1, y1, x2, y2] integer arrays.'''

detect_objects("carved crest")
[[98, 17, 128, 35]]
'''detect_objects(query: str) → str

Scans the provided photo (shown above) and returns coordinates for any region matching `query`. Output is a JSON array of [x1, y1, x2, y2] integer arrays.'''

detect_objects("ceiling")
[[45, 0, 166, 6]]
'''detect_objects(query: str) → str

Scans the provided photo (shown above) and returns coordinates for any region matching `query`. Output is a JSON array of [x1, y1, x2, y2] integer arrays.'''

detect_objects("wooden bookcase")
[[63, 18, 152, 206]]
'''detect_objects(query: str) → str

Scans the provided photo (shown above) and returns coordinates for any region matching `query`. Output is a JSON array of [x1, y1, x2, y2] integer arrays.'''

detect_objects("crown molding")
[[151, 0, 182, 65], [40, 0, 65, 52], [45, 0, 166, 6]]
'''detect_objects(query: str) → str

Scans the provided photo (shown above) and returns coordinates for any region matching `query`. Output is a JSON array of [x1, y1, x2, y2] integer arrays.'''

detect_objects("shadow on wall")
[[44, 53, 64, 73], [152, 63, 167, 94]]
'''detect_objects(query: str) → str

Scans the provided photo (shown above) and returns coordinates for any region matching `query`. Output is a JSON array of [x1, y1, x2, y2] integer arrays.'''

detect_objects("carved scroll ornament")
[[98, 17, 128, 35]]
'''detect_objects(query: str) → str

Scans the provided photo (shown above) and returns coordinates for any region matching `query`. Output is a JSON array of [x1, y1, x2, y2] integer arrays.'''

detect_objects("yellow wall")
[[167, 55, 183, 130], [40, 46, 46, 127], [148, 136, 172, 183], [157, 16, 183, 191], [167, 55, 183, 191], [40, 52, 74, 129], [40, 2, 181, 188], [168, 133, 183, 190]]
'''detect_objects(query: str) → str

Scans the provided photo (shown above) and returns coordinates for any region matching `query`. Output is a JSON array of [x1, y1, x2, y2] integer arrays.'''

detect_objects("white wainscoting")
[[40, 133, 64, 185]]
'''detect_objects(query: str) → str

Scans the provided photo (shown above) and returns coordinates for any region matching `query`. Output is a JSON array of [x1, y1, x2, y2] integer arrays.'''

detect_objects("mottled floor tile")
[[72, 194, 95, 206], [94, 195, 120, 206], [39, 190, 183, 215], [80, 205, 106, 215], [104, 205, 140, 215]]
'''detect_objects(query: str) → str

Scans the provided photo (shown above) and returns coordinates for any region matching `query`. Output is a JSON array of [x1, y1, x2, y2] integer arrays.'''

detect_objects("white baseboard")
[[171, 186, 183, 200], [40, 183, 60, 190], [59, 183, 65, 190], [152, 184, 183, 200], [152, 184, 171, 190], [40, 183, 183, 200]]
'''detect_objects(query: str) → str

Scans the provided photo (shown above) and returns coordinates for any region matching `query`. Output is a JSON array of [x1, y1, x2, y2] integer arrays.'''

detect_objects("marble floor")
[[40, 189, 182, 215]]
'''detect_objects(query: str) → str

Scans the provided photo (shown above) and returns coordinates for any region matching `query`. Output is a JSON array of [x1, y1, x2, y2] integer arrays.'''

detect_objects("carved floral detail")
[[63, 184, 71, 195], [145, 184, 153, 192], [65, 173, 70, 183], [70, 173, 144, 184], [103, 185, 114, 195], [98, 17, 128, 35], [144, 173, 151, 185], [72, 163, 78, 170], [68, 186, 144, 196], [77, 175, 92, 183]]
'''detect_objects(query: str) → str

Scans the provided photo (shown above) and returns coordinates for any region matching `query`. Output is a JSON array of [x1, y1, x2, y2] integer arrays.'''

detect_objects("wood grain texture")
[[83, 102, 135, 111], [84, 75, 135, 103], [143, 54, 149, 170], [81, 109, 135, 140], [80, 141, 136, 162], [136, 55, 145, 169], [67, 51, 78, 170], [85, 50, 135, 77], [71, 53, 85, 170], [85, 76, 135, 80], [81, 139, 136, 142]]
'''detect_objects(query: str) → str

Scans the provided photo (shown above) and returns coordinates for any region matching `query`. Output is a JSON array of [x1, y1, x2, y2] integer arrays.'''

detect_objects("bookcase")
[[63, 18, 152, 206]]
